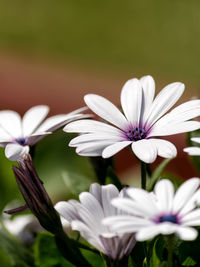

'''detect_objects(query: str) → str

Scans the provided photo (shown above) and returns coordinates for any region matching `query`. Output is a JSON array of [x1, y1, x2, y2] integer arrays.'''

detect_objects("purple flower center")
[[156, 214, 179, 224], [15, 138, 28, 146], [126, 127, 147, 141]]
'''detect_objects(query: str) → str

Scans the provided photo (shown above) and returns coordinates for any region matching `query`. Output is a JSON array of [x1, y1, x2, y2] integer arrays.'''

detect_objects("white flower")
[[184, 137, 200, 156], [64, 75, 200, 163], [103, 178, 200, 241], [0, 105, 88, 161], [55, 183, 136, 260]]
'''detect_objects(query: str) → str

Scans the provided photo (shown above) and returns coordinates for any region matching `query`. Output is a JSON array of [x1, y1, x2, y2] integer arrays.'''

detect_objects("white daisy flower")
[[184, 137, 200, 156], [55, 183, 136, 260], [103, 178, 200, 241], [0, 105, 88, 161], [64, 75, 200, 163]]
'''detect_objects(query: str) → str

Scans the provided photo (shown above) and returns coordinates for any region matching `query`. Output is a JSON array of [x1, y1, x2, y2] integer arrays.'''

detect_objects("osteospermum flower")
[[0, 105, 88, 161], [64, 75, 200, 163], [184, 137, 200, 156], [55, 183, 136, 260], [103, 178, 200, 241]]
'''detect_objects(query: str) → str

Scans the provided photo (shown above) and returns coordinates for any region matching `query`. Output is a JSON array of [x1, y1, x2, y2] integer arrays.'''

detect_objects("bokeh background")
[[0, 1, 200, 215]]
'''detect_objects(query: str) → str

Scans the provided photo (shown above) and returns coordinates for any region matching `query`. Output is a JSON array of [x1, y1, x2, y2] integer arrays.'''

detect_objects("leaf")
[[34, 232, 74, 267], [147, 158, 173, 191], [0, 228, 34, 267]]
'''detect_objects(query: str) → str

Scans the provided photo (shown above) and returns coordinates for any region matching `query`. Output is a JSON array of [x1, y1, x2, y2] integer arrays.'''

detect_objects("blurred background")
[[0, 0, 200, 212]]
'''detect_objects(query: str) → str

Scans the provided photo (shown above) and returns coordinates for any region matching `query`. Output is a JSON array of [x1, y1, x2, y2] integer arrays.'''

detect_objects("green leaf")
[[105, 166, 123, 190], [0, 228, 34, 267], [147, 158, 173, 191], [34, 232, 74, 267]]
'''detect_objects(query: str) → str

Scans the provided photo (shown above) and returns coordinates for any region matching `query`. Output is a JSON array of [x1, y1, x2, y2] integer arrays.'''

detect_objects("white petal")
[[0, 126, 12, 141], [22, 105, 49, 136], [69, 133, 122, 147], [181, 209, 200, 224], [173, 178, 200, 213], [84, 94, 128, 130], [131, 139, 157, 163], [149, 139, 177, 158], [150, 121, 200, 137], [0, 110, 22, 138], [5, 143, 29, 161], [89, 183, 102, 204], [101, 184, 119, 217], [179, 190, 200, 216], [154, 179, 174, 213], [75, 141, 114, 156], [140, 75, 155, 123], [120, 78, 142, 124], [136, 225, 166, 241], [64, 119, 122, 134], [184, 147, 200, 156], [191, 137, 200, 144], [102, 141, 132, 158], [54, 201, 80, 222], [176, 226, 197, 240], [145, 82, 184, 126]]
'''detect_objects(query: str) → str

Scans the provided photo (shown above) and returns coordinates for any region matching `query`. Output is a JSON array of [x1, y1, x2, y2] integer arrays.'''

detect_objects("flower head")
[[55, 183, 136, 260], [184, 137, 200, 156], [104, 178, 200, 241], [64, 76, 200, 163], [0, 105, 88, 161]]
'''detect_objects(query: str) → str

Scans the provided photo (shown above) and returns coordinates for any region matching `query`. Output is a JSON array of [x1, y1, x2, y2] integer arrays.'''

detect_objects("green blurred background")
[[0, 0, 200, 212]]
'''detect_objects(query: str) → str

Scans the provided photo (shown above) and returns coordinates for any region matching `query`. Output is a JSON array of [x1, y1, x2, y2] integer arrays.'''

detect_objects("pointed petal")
[[22, 105, 49, 136], [5, 143, 29, 161], [69, 132, 122, 147], [154, 179, 174, 213], [102, 141, 132, 158], [120, 78, 142, 124], [64, 119, 122, 134], [84, 94, 128, 129], [0, 110, 22, 138], [150, 121, 200, 137], [140, 75, 155, 123], [75, 141, 114, 156], [131, 139, 157, 163], [173, 178, 200, 213], [145, 82, 184, 126]]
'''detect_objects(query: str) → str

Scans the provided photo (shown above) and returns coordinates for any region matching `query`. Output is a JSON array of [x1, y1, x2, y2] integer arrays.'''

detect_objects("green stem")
[[141, 162, 147, 189], [167, 235, 173, 267]]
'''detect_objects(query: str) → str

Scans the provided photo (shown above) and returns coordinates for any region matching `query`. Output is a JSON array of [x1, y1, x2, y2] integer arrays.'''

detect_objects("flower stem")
[[167, 235, 173, 267], [141, 162, 147, 189]]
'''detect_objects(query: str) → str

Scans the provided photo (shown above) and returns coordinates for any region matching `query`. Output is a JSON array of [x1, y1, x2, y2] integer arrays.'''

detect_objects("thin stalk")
[[141, 162, 147, 189], [167, 235, 173, 267]]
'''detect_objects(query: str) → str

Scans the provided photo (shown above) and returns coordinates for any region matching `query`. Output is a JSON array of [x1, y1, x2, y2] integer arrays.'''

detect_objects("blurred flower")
[[12, 155, 63, 235], [64, 76, 200, 163], [104, 178, 200, 241], [184, 137, 200, 156], [55, 183, 136, 260], [3, 213, 43, 245], [0, 105, 88, 161]]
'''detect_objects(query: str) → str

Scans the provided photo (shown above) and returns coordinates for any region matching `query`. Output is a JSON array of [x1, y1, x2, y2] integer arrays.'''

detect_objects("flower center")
[[126, 127, 147, 141], [15, 138, 28, 146], [158, 215, 178, 224]]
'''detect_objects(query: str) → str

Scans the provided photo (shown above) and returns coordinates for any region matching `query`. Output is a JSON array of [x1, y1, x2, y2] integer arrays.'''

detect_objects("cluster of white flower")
[[2, 75, 200, 262]]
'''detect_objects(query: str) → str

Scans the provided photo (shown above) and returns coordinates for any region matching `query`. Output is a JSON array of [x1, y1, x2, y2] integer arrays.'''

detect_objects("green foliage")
[[0, 228, 34, 267], [34, 232, 74, 267]]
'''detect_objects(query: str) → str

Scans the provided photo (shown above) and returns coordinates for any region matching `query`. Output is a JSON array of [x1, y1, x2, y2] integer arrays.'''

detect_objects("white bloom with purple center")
[[0, 105, 88, 161], [184, 137, 200, 156], [103, 178, 200, 241], [55, 183, 136, 260], [64, 75, 200, 163]]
